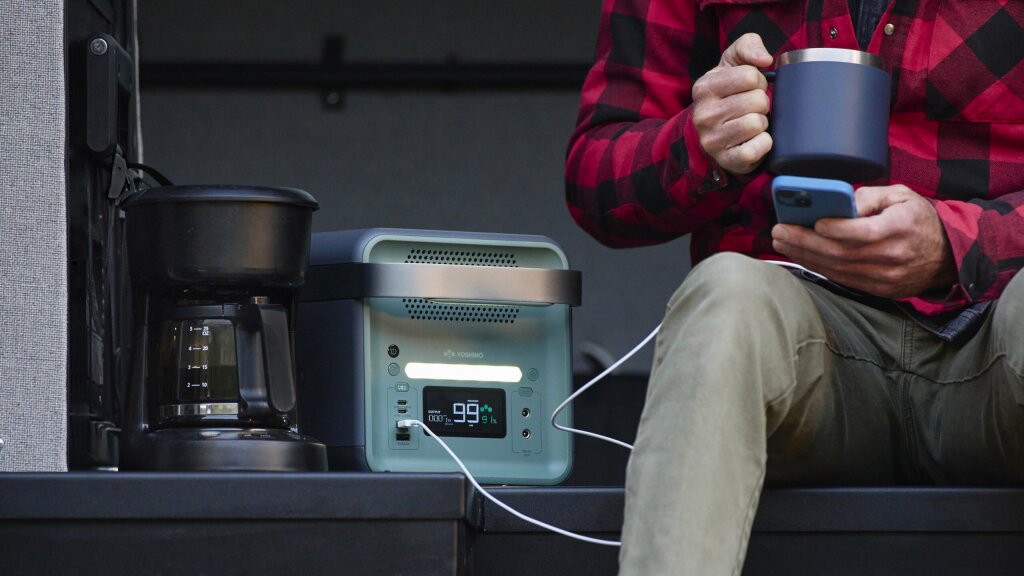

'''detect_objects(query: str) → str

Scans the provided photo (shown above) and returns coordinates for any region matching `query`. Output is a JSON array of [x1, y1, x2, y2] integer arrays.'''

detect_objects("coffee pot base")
[[120, 428, 327, 472]]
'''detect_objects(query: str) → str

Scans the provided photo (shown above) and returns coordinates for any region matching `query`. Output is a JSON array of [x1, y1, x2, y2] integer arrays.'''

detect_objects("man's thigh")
[[909, 275, 1024, 484], [765, 280, 909, 486]]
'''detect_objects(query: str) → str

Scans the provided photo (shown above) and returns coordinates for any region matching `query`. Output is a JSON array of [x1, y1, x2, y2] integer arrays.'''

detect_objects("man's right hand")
[[691, 33, 774, 176]]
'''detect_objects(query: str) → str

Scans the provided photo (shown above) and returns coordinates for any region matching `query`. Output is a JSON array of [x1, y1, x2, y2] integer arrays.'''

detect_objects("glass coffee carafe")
[[155, 317, 238, 420], [149, 297, 297, 428]]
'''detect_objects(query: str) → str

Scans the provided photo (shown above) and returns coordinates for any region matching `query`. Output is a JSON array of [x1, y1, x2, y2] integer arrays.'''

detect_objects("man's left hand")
[[771, 184, 958, 299]]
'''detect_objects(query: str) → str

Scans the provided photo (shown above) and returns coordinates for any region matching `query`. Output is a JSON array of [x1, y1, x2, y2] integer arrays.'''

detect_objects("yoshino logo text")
[[443, 349, 485, 359]]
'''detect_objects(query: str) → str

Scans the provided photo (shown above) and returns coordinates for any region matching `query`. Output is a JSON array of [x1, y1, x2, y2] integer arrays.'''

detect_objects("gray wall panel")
[[0, 0, 68, 471]]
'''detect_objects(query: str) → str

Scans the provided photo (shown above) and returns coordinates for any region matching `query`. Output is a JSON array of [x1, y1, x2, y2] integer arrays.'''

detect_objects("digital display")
[[423, 386, 506, 438]]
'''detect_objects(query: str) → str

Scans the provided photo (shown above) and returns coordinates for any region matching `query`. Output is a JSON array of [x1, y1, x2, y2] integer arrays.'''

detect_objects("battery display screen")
[[423, 386, 506, 438]]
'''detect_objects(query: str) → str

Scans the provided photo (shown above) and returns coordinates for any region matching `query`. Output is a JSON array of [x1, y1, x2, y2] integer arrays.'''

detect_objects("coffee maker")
[[119, 185, 327, 471]]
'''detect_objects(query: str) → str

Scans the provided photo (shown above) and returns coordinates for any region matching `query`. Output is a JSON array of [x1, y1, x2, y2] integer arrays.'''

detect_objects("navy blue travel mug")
[[767, 48, 891, 184]]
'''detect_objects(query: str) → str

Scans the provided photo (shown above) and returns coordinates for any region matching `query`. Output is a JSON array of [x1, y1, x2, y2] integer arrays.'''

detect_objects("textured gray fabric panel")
[[0, 1, 68, 470]]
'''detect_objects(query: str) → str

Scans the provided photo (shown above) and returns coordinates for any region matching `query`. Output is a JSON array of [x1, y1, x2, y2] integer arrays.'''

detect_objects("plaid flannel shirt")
[[566, 0, 1024, 319]]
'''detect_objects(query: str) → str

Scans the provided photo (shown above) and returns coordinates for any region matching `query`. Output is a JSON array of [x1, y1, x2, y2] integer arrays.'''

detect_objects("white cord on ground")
[[548, 323, 662, 451], [397, 418, 622, 547]]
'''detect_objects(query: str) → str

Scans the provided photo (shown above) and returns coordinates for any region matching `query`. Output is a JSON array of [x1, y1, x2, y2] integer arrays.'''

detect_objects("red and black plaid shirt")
[[566, 0, 1024, 318]]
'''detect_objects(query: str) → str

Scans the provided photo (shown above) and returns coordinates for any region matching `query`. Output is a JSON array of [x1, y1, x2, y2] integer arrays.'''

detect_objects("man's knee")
[[666, 252, 813, 326], [651, 252, 828, 410]]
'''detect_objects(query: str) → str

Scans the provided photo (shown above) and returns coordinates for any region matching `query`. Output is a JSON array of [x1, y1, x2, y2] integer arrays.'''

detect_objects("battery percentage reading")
[[452, 400, 497, 425]]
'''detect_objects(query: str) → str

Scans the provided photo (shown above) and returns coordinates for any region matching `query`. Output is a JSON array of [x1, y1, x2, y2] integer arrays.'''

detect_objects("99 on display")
[[423, 386, 506, 438]]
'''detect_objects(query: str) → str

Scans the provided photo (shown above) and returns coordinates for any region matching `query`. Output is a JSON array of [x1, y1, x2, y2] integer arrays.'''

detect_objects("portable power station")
[[296, 228, 581, 485]]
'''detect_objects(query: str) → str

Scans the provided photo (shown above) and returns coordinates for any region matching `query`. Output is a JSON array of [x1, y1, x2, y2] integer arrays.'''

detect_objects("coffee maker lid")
[[123, 185, 319, 210]]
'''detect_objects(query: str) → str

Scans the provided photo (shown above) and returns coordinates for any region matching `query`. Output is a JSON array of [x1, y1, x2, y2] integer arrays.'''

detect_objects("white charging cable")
[[396, 321, 663, 547], [762, 259, 829, 281], [548, 323, 662, 451], [396, 259, 823, 547], [544, 258, 823, 450], [397, 417, 623, 546]]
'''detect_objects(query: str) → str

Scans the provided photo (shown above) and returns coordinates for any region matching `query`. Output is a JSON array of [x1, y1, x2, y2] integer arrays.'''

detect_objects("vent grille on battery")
[[405, 248, 518, 267], [403, 299, 520, 324], [402, 248, 520, 323]]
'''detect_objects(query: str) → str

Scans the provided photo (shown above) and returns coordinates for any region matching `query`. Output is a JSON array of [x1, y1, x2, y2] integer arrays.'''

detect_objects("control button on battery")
[[388, 363, 400, 376], [527, 368, 539, 382], [395, 382, 410, 392]]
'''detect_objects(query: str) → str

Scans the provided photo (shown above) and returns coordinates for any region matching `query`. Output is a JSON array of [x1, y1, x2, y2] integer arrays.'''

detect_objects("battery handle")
[[300, 262, 582, 306]]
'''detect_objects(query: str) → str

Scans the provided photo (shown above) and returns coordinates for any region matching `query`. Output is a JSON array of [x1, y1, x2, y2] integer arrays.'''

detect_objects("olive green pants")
[[618, 253, 1024, 576]]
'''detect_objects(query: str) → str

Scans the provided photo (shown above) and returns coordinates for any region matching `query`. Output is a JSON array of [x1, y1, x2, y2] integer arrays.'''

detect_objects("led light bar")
[[405, 362, 523, 383]]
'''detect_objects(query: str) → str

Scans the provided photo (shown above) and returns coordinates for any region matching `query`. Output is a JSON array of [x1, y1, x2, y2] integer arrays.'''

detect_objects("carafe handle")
[[257, 304, 297, 413]]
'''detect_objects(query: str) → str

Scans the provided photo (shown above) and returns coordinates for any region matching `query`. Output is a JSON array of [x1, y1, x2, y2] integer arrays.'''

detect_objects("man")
[[565, 0, 1024, 574]]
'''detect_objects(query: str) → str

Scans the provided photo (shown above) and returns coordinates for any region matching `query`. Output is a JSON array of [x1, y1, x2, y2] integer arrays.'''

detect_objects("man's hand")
[[692, 33, 774, 176], [771, 185, 958, 299]]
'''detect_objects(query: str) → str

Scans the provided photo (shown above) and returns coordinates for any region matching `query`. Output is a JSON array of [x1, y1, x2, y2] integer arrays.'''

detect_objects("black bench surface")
[[471, 486, 1024, 576], [2, 472, 1023, 575]]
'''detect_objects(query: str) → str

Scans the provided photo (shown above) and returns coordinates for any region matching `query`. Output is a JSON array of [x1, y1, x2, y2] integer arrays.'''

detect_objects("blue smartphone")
[[772, 176, 857, 227]]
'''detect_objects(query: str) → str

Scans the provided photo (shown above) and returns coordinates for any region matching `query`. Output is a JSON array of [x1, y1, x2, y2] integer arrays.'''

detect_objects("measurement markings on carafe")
[[156, 317, 242, 420], [185, 323, 212, 395], [165, 318, 238, 410]]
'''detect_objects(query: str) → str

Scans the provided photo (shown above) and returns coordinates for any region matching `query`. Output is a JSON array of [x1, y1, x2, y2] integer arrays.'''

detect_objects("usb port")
[[396, 422, 411, 442], [397, 400, 408, 405], [397, 408, 408, 414]]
